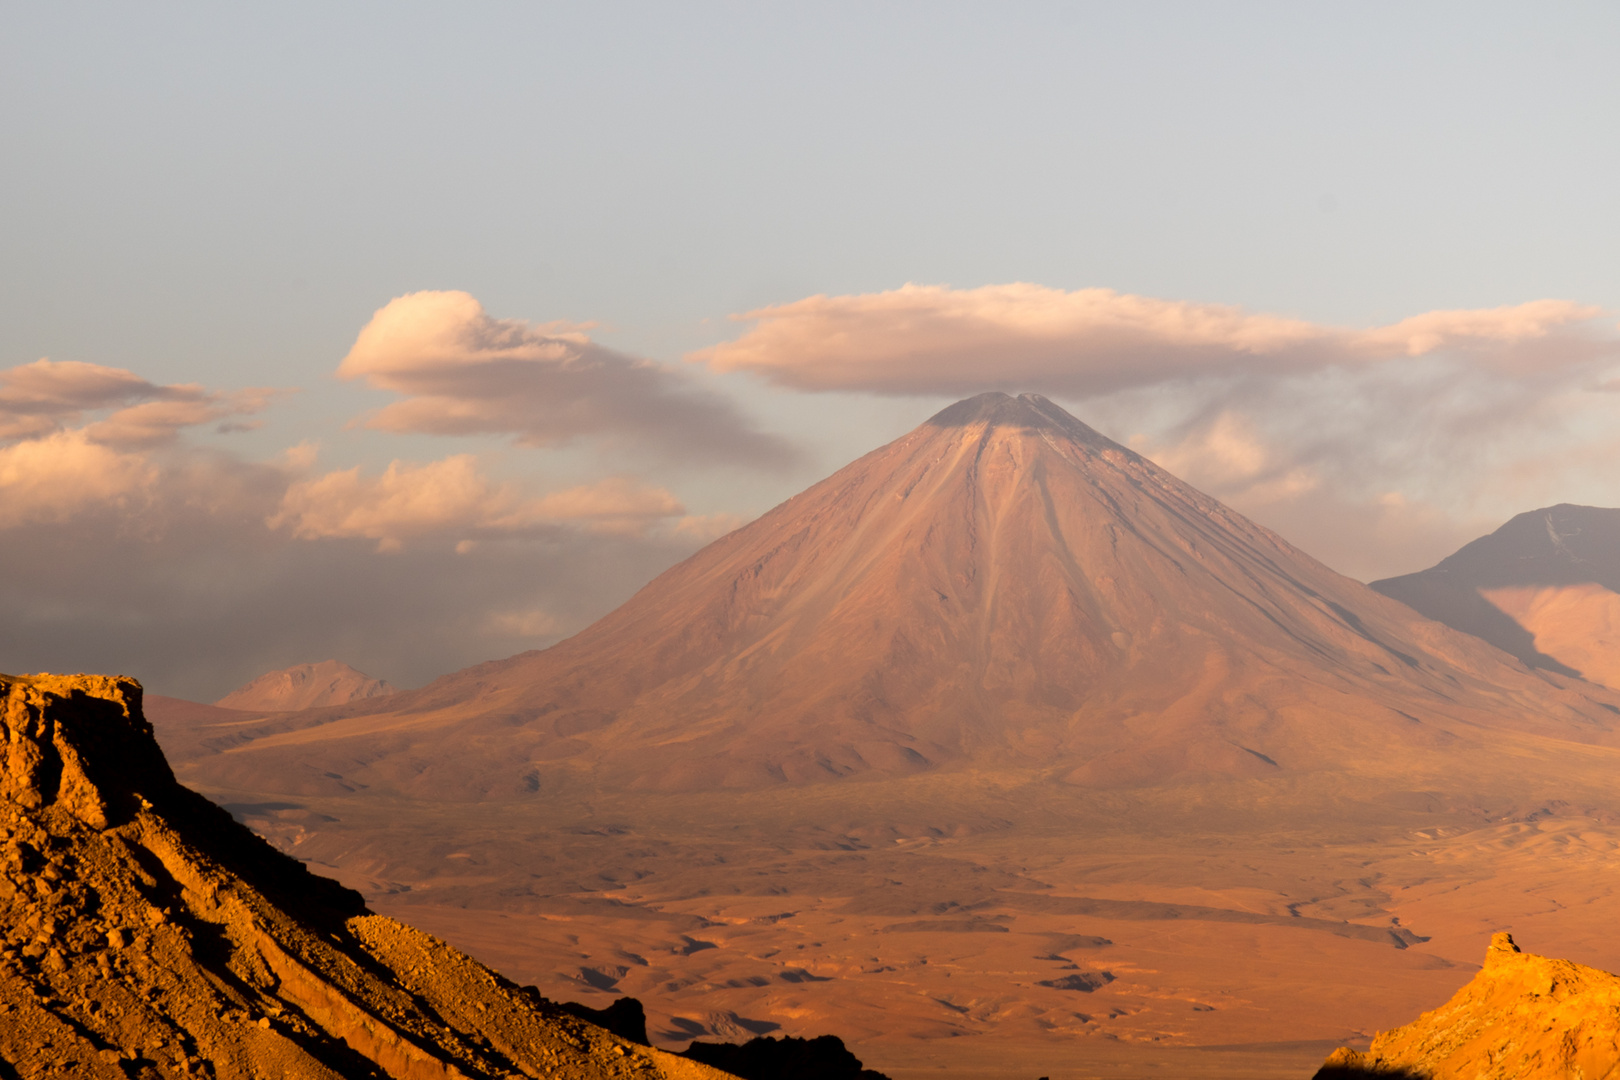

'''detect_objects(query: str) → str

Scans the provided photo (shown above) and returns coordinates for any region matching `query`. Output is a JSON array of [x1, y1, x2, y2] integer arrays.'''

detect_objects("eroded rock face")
[[0, 672, 734, 1080], [1314, 933, 1620, 1079]]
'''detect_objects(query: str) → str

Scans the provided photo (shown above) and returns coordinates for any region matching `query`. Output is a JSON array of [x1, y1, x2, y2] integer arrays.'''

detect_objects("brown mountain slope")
[[174, 392, 1620, 801], [1315, 933, 1620, 1079], [0, 671, 733, 1080], [1372, 504, 1620, 683], [216, 660, 396, 712]]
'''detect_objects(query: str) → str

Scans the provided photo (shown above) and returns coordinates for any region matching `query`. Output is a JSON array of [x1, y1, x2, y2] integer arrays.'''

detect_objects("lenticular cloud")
[[339, 291, 797, 466], [690, 283, 1613, 395]]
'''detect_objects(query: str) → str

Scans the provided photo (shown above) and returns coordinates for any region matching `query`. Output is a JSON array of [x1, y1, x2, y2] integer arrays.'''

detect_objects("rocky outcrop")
[[0, 671, 734, 1080], [1314, 933, 1620, 1079]]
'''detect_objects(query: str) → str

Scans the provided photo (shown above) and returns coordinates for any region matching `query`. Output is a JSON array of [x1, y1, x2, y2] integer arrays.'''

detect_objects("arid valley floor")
[[194, 779, 1620, 1078]]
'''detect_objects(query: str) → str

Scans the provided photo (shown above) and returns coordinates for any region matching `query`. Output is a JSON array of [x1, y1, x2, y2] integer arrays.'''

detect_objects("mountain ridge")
[[164, 392, 1620, 804], [1373, 504, 1620, 683]]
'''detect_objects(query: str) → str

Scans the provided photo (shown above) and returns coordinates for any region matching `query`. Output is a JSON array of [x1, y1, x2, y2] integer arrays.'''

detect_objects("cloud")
[[483, 608, 564, 639], [1092, 343, 1620, 580], [0, 358, 277, 445], [0, 351, 736, 701], [668, 511, 751, 544], [338, 291, 797, 466], [0, 480, 701, 702], [0, 429, 159, 528], [688, 281, 1620, 580], [0, 359, 165, 414], [271, 456, 687, 551], [691, 283, 1614, 395]]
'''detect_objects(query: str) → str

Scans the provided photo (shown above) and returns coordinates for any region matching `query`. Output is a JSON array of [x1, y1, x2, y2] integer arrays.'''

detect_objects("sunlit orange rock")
[[0, 671, 734, 1080], [1315, 933, 1620, 1079]]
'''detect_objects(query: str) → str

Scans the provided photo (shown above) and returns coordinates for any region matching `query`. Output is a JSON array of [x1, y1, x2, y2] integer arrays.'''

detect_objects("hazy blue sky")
[[4, 3, 1619, 697]]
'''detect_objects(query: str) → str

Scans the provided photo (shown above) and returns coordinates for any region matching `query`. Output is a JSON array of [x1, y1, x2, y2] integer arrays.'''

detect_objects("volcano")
[[157, 393, 1620, 1073], [171, 392, 1620, 800]]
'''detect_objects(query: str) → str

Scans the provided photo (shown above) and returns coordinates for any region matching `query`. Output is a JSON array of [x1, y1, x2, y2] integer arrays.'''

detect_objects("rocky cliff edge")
[[0, 671, 733, 1080]]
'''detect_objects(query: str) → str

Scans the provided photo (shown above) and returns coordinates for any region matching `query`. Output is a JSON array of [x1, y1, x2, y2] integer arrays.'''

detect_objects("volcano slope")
[[0, 671, 733, 1080], [1373, 504, 1620, 689], [156, 393, 1620, 1078]]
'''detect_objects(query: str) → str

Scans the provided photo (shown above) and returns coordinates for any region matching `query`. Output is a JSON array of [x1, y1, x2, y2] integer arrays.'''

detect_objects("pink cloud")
[[338, 291, 796, 465], [0, 359, 167, 412], [0, 359, 277, 446], [270, 455, 687, 551], [0, 430, 159, 527], [690, 283, 1613, 395]]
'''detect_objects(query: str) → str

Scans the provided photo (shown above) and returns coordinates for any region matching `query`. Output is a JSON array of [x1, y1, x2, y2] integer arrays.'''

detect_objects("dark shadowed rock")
[[682, 1033, 890, 1080], [555, 994, 651, 1044]]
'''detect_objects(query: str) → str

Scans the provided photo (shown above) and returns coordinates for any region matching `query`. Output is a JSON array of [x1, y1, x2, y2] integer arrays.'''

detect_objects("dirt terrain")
[[197, 774, 1620, 1079], [0, 671, 734, 1080], [146, 395, 1620, 1078]]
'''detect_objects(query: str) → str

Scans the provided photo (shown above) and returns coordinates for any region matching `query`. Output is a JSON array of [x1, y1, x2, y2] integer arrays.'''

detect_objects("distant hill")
[[0, 671, 735, 1080], [1372, 505, 1620, 687], [215, 659, 395, 711]]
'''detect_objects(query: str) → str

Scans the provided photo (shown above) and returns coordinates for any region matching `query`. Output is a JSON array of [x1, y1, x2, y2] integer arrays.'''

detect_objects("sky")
[[4, 2, 1620, 700]]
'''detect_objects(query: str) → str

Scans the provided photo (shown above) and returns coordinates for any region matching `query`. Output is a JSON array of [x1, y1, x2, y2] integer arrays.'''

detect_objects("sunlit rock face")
[[0, 671, 733, 1080], [1315, 933, 1620, 1080]]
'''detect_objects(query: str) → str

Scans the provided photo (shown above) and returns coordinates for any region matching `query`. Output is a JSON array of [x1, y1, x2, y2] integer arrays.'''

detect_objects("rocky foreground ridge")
[[1315, 933, 1620, 1079], [0, 671, 735, 1080]]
